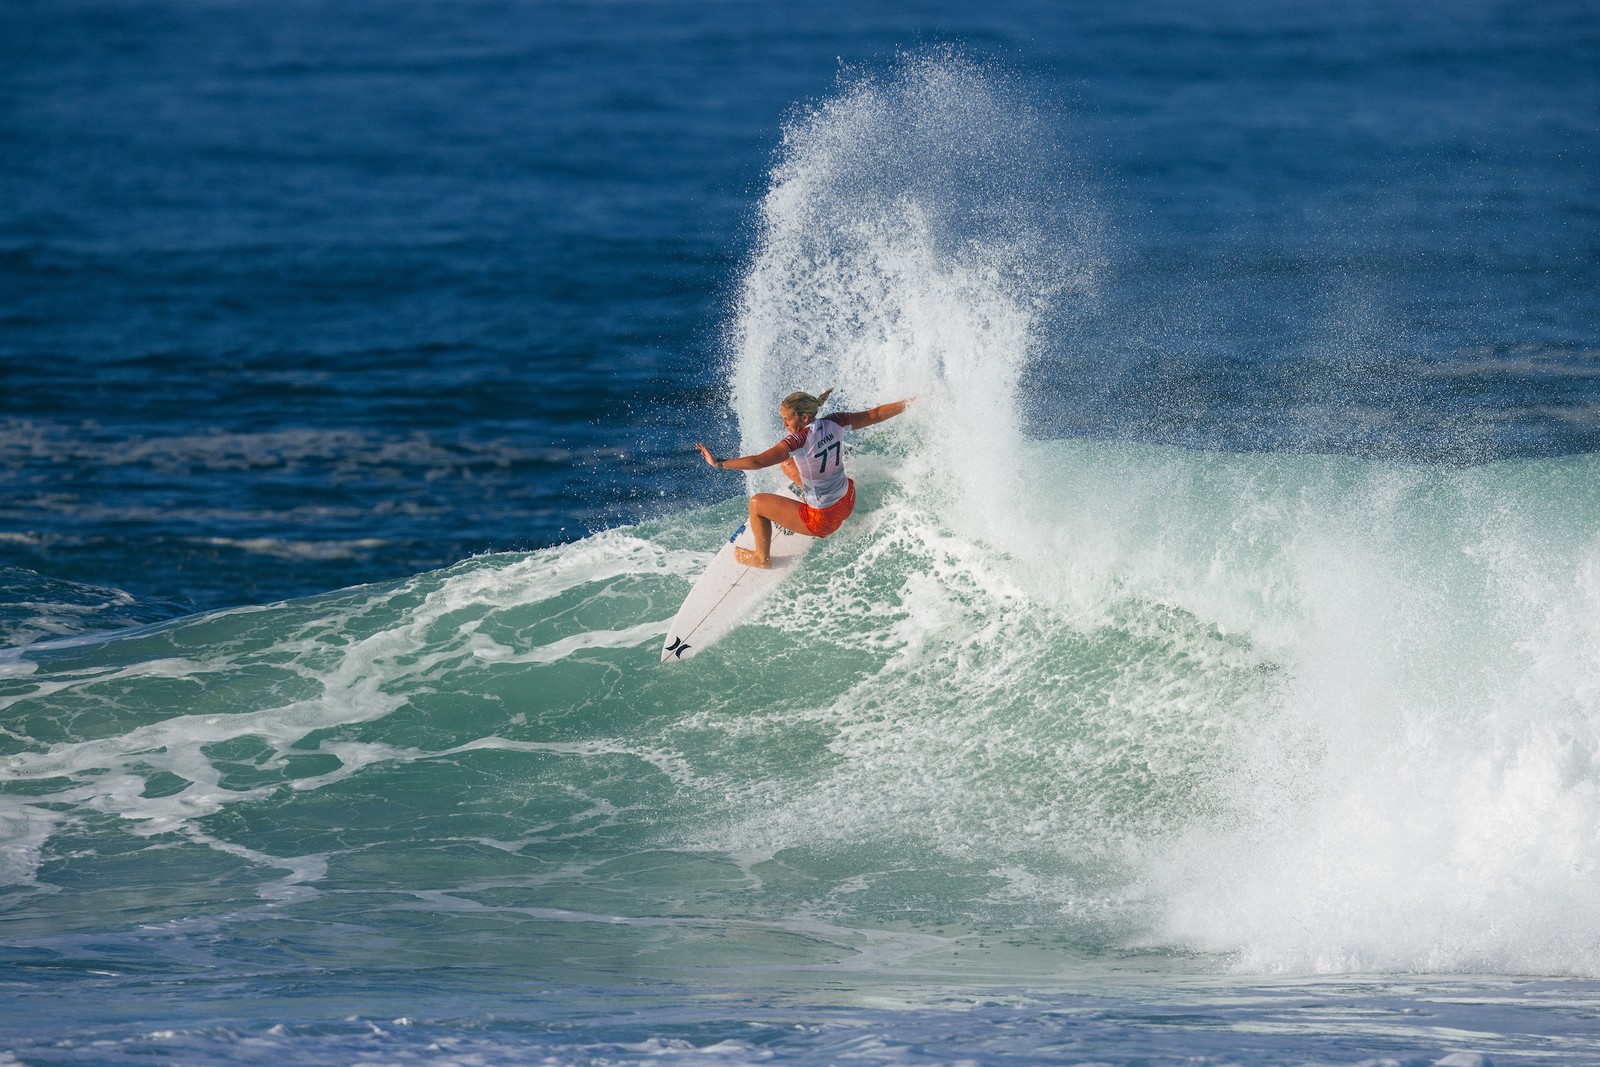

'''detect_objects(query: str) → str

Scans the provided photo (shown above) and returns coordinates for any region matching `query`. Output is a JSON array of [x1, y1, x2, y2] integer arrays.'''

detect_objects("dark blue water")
[[4, 2, 1600, 1064], [5, 0, 1595, 619]]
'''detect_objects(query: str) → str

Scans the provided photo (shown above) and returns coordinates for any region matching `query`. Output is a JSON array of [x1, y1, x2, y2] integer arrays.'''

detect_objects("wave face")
[[5, 56, 1600, 988], [4, 444, 1598, 981]]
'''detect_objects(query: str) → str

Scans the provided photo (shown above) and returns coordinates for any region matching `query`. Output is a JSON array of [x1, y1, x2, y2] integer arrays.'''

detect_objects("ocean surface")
[[3, 1, 1600, 1063]]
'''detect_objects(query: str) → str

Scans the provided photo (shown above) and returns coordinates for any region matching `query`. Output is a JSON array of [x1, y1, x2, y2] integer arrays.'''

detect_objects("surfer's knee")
[[749, 493, 784, 521]]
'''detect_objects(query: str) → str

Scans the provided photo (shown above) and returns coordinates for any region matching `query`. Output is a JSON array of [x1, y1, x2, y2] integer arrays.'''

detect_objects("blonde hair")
[[781, 387, 834, 422]]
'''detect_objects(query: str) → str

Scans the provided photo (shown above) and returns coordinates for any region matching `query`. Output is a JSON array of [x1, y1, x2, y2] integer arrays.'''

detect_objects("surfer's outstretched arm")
[[691, 397, 912, 468], [840, 397, 913, 429], [694, 441, 788, 471]]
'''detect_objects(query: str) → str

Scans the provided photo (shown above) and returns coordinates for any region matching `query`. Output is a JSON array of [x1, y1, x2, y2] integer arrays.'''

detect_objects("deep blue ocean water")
[[4, 1, 1600, 1064]]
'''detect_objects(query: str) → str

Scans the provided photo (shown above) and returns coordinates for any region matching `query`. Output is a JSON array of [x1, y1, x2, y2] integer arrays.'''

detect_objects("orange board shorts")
[[798, 479, 855, 537]]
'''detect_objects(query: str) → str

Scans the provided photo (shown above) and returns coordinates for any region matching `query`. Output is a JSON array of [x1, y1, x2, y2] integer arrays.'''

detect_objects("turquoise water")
[[6, 437, 1600, 1062]]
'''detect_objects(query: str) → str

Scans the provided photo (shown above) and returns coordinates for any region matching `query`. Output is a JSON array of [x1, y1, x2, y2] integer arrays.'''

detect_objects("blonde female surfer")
[[695, 389, 912, 568]]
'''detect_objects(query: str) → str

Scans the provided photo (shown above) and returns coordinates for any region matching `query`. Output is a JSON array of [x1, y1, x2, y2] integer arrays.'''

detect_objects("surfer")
[[695, 389, 912, 568]]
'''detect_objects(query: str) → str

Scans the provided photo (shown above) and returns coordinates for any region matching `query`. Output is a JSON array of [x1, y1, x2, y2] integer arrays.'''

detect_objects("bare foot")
[[733, 546, 771, 569]]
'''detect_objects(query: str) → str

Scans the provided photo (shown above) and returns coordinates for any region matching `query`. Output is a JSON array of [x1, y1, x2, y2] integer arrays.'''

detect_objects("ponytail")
[[781, 387, 834, 421]]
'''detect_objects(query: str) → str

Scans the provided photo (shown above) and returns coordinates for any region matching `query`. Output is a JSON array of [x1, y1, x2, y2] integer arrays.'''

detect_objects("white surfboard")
[[660, 519, 815, 663]]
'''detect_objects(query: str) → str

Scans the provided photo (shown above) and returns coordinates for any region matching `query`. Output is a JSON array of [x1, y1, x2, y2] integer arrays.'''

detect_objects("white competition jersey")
[[781, 413, 852, 508]]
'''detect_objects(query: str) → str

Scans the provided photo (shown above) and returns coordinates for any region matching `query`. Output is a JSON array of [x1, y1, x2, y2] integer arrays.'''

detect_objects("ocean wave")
[[1, 442, 1597, 978]]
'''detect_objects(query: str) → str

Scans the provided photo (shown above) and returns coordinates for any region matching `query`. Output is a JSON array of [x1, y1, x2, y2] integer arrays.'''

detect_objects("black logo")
[[665, 637, 691, 659]]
